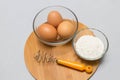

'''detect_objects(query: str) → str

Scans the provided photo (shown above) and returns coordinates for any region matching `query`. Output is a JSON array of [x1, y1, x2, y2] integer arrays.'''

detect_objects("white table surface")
[[0, 0, 120, 80]]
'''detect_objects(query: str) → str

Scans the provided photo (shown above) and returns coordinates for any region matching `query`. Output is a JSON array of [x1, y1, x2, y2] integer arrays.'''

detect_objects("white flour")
[[75, 35, 104, 60]]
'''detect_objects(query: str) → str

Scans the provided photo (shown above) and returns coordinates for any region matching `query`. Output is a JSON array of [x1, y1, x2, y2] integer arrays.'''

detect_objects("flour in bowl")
[[75, 35, 104, 60]]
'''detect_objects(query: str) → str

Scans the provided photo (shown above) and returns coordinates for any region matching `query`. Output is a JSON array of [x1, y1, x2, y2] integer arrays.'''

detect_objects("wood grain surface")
[[24, 22, 100, 80]]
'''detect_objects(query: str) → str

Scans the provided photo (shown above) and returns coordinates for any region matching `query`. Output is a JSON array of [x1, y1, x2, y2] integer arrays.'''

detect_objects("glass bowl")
[[33, 6, 78, 46], [72, 28, 109, 61]]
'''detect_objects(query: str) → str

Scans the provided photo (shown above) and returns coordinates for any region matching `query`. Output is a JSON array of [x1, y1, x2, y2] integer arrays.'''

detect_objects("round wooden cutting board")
[[24, 22, 100, 80]]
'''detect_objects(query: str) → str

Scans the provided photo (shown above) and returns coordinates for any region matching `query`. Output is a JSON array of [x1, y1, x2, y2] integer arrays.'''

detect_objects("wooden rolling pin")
[[56, 59, 93, 73]]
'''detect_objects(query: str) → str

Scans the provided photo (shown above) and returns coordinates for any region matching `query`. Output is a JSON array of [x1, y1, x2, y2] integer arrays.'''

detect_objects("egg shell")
[[57, 20, 75, 39], [47, 11, 63, 27], [37, 23, 57, 41]]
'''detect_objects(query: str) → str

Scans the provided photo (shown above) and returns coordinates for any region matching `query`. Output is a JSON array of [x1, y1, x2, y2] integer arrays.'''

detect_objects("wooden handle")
[[56, 59, 93, 73]]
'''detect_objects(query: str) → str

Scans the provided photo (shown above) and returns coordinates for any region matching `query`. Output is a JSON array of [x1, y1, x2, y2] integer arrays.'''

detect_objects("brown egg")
[[57, 21, 75, 39], [47, 11, 63, 27], [37, 23, 57, 41]]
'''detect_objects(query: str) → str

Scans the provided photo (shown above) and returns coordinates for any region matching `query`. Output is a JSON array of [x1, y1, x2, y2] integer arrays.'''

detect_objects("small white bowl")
[[72, 28, 109, 61]]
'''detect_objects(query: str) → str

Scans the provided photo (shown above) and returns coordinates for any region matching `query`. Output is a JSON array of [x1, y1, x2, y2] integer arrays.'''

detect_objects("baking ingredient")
[[57, 21, 75, 39], [47, 10, 63, 27], [75, 35, 104, 60], [37, 23, 57, 41], [56, 35, 62, 41], [56, 59, 93, 73]]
